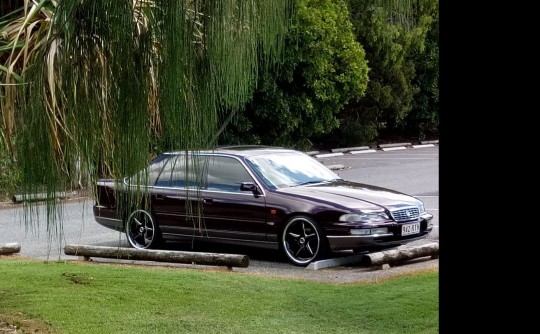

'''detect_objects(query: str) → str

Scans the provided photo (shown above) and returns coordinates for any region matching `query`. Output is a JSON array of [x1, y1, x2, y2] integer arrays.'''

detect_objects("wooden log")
[[64, 245, 250, 268], [362, 242, 439, 267], [12, 192, 72, 203], [0, 243, 21, 255]]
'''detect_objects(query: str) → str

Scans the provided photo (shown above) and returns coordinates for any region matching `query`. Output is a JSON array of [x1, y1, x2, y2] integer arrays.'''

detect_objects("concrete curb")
[[412, 144, 435, 149], [305, 151, 320, 156], [381, 146, 407, 151], [350, 149, 377, 154], [315, 152, 344, 158], [330, 146, 369, 153], [378, 142, 411, 149], [309, 140, 438, 157]]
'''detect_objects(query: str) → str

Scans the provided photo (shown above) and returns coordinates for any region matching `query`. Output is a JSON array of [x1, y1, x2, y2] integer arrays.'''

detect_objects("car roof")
[[162, 145, 300, 158]]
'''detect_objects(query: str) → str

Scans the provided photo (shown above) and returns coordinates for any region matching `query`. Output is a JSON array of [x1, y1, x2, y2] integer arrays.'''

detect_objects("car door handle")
[[155, 194, 164, 200], [203, 198, 213, 204]]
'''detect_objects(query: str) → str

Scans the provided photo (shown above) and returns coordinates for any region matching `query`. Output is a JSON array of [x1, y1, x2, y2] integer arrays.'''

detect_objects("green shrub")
[[313, 118, 377, 150]]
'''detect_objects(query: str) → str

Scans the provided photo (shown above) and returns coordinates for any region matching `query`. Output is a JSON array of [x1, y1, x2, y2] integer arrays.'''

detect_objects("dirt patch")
[[0, 313, 58, 333]]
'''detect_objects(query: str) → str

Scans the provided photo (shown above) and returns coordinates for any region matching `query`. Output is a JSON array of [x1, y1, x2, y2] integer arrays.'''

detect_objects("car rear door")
[[151, 154, 206, 237]]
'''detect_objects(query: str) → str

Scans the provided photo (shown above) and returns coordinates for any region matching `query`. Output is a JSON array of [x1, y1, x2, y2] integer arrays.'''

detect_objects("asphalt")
[[1, 141, 439, 284]]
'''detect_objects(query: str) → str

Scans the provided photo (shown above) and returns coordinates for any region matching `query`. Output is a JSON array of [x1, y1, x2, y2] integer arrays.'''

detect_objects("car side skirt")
[[162, 234, 279, 250]]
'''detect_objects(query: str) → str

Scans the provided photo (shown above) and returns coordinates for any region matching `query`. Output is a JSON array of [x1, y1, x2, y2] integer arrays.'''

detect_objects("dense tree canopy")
[[221, 0, 439, 148], [406, 0, 439, 138], [345, 0, 438, 138], [220, 0, 369, 149]]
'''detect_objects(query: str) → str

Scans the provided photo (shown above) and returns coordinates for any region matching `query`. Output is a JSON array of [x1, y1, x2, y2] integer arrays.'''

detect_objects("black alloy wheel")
[[281, 216, 328, 266], [125, 209, 161, 249]]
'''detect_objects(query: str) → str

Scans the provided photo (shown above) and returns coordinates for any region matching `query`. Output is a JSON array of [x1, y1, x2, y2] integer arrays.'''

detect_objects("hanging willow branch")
[[0, 0, 292, 255], [375, 0, 417, 30]]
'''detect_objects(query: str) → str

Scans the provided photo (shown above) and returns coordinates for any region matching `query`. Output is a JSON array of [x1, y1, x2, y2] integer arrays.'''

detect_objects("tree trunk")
[[362, 242, 439, 267], [64, 245, 250, 268], [0, 242, 21, 255]]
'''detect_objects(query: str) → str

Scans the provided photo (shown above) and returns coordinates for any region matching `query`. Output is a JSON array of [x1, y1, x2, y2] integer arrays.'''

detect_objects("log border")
[[361, 242, 439, 268], [64, 245, 250, 269], [0, 242, 21, 255]]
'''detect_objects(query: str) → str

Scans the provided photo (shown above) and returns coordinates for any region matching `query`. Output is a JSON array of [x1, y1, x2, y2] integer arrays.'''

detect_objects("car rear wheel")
[[281, 216, 328, 266], [125, 209, 162, 249]]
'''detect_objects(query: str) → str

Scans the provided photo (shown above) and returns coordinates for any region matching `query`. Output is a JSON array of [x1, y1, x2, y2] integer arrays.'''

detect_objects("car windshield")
[[246, 152, 341, 189]]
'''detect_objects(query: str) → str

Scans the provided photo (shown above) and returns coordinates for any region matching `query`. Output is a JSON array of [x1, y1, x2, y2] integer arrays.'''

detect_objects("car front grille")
[[391, 207, 420, 222]]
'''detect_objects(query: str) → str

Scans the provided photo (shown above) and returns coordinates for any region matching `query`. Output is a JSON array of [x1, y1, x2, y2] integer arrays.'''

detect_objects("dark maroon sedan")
[[93, 146, 433, 266]]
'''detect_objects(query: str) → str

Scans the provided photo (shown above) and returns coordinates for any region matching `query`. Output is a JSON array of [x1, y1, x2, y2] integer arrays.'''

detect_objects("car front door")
[[200, 155, 268, 242]]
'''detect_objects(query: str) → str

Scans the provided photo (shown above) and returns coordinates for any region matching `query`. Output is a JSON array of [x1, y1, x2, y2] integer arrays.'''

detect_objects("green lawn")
[[0, 258, 438, 333]]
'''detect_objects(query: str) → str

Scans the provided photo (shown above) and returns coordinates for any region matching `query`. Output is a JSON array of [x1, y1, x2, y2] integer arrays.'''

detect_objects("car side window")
[[155, 154, 204, 188], [205, 156, 253, 192], [146, 155, 171, 186], [126, 154, 170, 187]]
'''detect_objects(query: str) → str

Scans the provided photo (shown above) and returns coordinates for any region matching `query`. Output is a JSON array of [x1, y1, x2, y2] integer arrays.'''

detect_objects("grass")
[[0, 258, 438, 334]]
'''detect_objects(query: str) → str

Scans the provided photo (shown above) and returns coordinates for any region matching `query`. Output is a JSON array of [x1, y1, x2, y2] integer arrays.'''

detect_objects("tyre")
[[125, 209, 162, 249], [281, 216, 329, 266]]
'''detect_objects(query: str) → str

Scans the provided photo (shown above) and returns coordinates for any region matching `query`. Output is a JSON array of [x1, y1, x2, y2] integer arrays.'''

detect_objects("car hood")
[[277, 180, 422, 211]]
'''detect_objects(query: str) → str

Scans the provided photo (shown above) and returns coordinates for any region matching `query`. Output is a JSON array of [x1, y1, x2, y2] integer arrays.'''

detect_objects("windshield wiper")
[[293, 180, 329, 187]]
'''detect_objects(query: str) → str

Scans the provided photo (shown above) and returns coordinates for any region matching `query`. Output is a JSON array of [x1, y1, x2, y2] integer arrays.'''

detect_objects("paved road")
[[325, 146, 439, 243], [0, 146, 438, 282]]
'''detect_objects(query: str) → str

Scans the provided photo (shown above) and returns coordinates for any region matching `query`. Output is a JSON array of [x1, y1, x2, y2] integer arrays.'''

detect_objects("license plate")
[[402, 222, 420, 236]]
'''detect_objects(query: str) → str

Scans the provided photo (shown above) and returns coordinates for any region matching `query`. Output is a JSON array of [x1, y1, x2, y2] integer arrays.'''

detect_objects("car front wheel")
[[281, 216, 328, 266], [125, 209, 162, 249]]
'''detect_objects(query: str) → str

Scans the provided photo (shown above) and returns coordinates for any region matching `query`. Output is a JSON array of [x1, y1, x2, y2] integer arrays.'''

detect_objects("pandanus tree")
[[0, 0, 292, 250]]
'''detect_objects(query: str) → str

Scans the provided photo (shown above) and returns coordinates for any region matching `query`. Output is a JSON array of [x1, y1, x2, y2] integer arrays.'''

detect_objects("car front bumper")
[[327, 213, 434, 251]]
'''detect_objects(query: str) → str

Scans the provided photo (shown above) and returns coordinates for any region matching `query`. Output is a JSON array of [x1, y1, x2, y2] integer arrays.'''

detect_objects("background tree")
[[343, 0, 437, 142], [406, 0, 439, 139], [220, 0, 369, 150]]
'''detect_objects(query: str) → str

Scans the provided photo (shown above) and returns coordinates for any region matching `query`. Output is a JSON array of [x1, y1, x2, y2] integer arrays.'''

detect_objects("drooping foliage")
[[345, 0, 436, 138], [0, 0, 292, 244], [158, 1, 291, 151], [220, 0, 369, 149]]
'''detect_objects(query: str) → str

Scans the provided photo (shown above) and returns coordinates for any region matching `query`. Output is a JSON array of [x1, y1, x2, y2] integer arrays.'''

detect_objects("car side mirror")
[[240, 182, 262, 196]]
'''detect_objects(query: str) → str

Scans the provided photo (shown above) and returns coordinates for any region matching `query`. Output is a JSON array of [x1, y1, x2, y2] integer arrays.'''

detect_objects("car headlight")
[[339, 212, 389, 223], [418, 202, 425, 213]]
